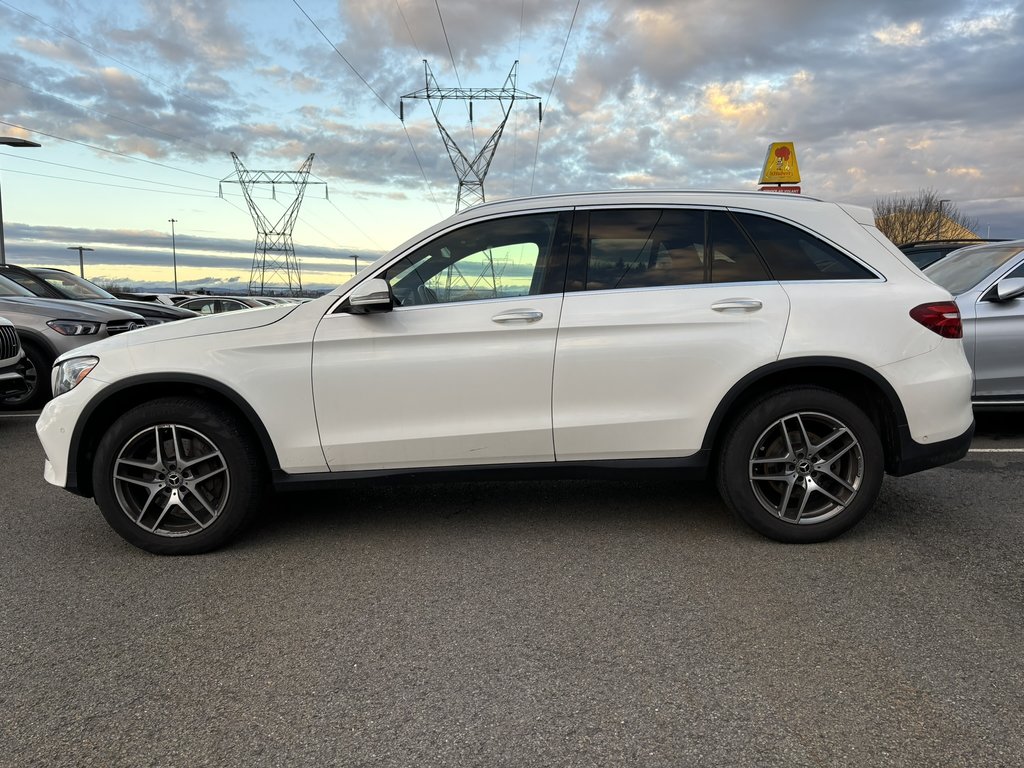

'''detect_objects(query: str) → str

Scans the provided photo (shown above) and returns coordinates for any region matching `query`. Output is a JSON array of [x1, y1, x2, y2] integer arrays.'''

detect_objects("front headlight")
[[53, 356, 99, 397], [47, 319, 101, 336]]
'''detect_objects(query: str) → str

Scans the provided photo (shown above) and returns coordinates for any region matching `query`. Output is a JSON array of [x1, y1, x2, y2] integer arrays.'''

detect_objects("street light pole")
[[67, 246, 94, 278], [0, 137, 42, 266], [168, 218, 178, 292], [936, 198, 951, 240]]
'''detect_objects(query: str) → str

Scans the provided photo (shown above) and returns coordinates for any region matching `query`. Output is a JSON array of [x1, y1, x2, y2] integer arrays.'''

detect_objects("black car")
[[898, 239, 1008, 269], [0, 265, 199, 324]]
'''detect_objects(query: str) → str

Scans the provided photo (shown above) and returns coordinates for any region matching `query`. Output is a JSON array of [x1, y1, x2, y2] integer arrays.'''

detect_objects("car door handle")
[[711, 298, 763, 312], [491, 309, 544, 324]]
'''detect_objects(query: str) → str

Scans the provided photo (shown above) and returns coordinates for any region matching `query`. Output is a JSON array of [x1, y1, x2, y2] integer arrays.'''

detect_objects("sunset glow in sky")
[[2, 0, 1023, 292]]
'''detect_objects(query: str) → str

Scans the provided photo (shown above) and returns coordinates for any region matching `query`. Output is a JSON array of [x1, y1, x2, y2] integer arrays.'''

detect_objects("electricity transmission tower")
[[401, 60, 540, 211], [220, 152, 326, 296]]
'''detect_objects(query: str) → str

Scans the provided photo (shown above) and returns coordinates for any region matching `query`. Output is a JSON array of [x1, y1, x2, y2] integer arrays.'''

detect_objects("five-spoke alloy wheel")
[[93, 397, 264, 554], [718, 387, 883, 543]]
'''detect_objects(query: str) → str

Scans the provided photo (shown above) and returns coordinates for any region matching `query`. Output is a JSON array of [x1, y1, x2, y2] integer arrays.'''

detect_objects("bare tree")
[[873, 188, 979, 245]]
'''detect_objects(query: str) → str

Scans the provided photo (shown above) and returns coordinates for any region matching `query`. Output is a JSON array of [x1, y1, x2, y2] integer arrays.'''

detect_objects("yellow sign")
[[758, 142, 801, 185]]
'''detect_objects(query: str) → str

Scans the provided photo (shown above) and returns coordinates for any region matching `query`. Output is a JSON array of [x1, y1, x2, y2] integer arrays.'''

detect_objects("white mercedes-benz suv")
[[36, 191, 974, 554]]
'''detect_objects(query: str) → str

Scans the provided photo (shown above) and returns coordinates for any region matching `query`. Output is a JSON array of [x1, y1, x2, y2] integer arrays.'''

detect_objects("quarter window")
[[384, 213, 562, 307], [735, 213, 875, 280]]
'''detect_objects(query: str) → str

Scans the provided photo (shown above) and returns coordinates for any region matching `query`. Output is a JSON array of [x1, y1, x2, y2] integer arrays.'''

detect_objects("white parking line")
[[968, 448, 1024, 453]]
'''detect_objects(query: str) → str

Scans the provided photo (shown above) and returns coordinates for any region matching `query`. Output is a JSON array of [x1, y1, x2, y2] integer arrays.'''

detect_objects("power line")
[[0, 120, 219, 180], [0, 74, 215, 152], [532, 0, 581, 194], [3, 167, 217, 198], [433, 0, 476, 151], [291, 0, 398, 119], [292, 0, 442, 215], [5, 154, 215, 193]]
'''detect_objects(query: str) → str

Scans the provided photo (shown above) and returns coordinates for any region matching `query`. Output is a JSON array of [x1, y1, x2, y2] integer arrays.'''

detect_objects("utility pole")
[[168, 218, 178, 292], [351, 254, 359, 276], [0, 137, 42, 265], [67, 245, 94, 278]]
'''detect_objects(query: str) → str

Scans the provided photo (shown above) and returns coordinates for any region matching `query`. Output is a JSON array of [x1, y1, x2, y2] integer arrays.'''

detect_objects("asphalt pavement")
[[1, 412, 1022, 767]]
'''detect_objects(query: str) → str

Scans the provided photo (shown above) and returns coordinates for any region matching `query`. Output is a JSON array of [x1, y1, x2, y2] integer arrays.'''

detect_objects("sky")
[[1, 0, 1023, 293]]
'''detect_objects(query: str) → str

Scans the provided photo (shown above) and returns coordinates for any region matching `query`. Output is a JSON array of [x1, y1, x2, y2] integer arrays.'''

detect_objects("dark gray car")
[[0, 275, 146, 408], [924, 239, 1024, 406]]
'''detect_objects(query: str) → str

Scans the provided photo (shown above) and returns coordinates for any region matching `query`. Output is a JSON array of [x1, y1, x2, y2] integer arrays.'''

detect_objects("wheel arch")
[[702, 356, 908, 476], [67, 373, 281, 497]]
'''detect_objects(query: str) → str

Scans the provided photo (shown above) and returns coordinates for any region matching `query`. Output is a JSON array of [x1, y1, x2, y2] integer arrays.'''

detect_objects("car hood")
[[122, 302, 296, 346], [87, 298, 199, 319], [0, 295, 146, 321]]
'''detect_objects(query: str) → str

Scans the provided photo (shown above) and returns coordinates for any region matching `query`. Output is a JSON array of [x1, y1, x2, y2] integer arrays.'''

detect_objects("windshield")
[[924, 243, 1024, 295], [37, 270, 116, 299], [0, 274, 37, 297]]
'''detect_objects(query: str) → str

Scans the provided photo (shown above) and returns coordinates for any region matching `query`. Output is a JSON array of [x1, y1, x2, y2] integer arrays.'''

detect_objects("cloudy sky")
[[1, 0, 1022, 292]]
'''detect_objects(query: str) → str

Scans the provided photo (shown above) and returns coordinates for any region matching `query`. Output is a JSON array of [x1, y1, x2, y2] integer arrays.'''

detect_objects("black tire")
[[717, 386, 884, 543], [0, 341, 52, 410], [91, 396, 265, 555]]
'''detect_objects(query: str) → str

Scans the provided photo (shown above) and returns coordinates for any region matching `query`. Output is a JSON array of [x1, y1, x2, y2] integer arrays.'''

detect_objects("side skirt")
[[271, 452, 712, 492]]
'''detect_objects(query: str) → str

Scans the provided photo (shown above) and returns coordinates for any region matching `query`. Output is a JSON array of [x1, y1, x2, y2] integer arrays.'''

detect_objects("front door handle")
[[711, 298, 763, 313], [492, 309, 544, 324]]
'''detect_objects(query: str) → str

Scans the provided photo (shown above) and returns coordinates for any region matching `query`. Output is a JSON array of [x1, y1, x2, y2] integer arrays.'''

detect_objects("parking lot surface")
[[1, 412, 1023, 767]]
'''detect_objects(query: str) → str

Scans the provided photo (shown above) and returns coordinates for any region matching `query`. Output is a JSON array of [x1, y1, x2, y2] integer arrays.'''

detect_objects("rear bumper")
[[889, 420, 975, 477]]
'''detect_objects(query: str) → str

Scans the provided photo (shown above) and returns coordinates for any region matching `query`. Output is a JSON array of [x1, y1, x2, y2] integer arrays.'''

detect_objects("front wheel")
[[92, 397, 265, 554], [717, 387, 884, 543]]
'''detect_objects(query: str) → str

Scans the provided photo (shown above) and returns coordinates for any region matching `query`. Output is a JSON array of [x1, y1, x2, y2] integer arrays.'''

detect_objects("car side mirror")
[[344, 278, 394, 314], [995, 277, 1024, 303]]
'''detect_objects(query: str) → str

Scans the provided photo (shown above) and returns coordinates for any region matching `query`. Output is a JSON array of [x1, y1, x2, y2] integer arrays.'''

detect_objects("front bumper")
[[889, 420, 975, 477], [0, 369, 27, 398]]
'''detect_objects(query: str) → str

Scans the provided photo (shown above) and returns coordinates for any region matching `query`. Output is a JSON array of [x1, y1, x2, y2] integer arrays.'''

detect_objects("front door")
[[312, 211, 571, 471]]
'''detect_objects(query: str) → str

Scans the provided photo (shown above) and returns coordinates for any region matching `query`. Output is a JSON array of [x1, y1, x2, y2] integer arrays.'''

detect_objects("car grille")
[[106, 320, 146, 335], [0, 324, 21, 360]]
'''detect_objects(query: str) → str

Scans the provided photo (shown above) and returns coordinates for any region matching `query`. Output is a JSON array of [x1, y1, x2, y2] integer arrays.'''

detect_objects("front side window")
[[735, 213, 875, 280], [384, 213, 563, 307]]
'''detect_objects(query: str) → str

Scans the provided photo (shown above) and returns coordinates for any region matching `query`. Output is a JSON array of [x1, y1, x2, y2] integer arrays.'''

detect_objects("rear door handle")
[[491, 309, 544, 324], [711, 298, 763, 313]]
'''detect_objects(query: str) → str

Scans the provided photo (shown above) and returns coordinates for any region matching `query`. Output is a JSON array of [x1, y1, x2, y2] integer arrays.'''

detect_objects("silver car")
[[924, 239, 1024, 405], [0, 275, 146, 409]]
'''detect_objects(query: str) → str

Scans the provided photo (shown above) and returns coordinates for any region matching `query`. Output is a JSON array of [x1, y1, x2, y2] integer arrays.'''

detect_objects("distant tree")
[[93, 280, 133, 294], [874, 188, 978, 245]]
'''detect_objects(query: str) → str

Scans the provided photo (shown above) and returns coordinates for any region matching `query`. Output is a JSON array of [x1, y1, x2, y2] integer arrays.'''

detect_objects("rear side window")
[[584, 209, 706, 290], [735, 213, 875, 280]]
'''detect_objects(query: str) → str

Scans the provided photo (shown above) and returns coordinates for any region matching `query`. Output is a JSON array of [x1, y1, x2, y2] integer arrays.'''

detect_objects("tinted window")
[[708, 212, 770, 283], [926, 244, 1024, 295], [735, 213, 875, 280], [385, 213, 561, 307], [584, 209, 705, 290]]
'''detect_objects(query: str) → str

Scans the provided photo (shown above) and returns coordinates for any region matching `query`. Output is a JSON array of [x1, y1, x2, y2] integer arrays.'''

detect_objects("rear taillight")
[[910, 302, 962, 339]]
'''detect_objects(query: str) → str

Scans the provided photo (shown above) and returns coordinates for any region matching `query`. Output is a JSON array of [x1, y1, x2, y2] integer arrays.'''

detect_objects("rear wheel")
[[92, 397, 265, 554], [717, 387, 884, 543]]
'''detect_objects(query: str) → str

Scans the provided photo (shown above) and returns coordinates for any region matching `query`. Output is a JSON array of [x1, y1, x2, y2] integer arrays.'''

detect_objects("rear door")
[[972, 258, 1024, 397], [552, 207, 790, 460]]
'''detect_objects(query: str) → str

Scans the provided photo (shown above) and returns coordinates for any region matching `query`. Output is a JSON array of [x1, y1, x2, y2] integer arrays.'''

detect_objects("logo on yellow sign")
[[758, 142, 801, 185]]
